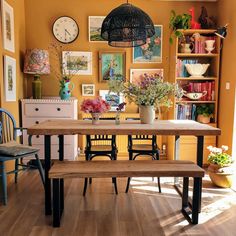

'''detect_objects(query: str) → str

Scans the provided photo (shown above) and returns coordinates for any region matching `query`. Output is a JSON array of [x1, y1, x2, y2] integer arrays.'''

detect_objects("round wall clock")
[[52, 16, 79, 44]]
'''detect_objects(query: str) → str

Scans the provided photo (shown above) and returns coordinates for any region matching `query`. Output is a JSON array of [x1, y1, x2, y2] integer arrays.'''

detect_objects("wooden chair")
[[83, 117, 118, 195], [125, 118, 161, 193], [0, 108, 45, 205]]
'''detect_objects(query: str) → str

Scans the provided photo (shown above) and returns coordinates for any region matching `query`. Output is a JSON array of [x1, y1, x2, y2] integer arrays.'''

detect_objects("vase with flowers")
[[81, 97, 110, 124], [108, 73, 183, 124], [207, 145, 234, 188], [49, 43, 77, 100], [115, 102, 126, 125]]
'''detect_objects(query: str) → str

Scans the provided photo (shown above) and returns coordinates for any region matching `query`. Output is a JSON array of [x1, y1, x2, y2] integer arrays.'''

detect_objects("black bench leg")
[[192, 177, 201, 224], [113, 177, 118, 194], [125, 177, 131, 193], [83, 178, 88, 196], [53, 179, 61, 227], [60, 179, 64, 216], [182, 177, 189, 209]]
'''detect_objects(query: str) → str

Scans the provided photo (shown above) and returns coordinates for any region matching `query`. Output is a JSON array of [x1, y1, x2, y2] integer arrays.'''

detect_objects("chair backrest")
[[0, 108, 17, 143]]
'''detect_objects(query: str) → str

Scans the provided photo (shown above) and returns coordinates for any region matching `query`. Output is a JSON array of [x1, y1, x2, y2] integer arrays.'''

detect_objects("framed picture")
[[4, 55, 16, 102], [133, 25, 163, 63], [99, 51, 126, 82], [99, 90, 125, 111], [62, 51, 92, 75], [88, 16, 106, 42], [130, 69, 164, 84], [82, 84, 95, 96], [1, 0, 15, 52]]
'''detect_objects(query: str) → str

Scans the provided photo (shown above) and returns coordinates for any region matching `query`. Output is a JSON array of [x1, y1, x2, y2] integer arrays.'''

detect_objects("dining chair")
[[83, 117, 118, 196], [0, 108, 45, 205], [125, 118, 161, 193]]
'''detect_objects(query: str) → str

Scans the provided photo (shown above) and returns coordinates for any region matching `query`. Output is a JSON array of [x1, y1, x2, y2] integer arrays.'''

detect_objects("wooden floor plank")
[[0, 170, 235, 236]]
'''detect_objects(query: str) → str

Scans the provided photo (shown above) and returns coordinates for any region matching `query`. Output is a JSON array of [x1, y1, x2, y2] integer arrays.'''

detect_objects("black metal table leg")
[[59, 135, 64, 215], [192, 177, 201, 224], [174, 135, 180, 185], [53, 178, 61, 227], [45, 135, 52, 215], [182, 177, 189, 208]]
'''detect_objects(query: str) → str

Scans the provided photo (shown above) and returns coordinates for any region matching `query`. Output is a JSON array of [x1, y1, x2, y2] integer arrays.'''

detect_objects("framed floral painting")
[[62, 51, 92, 75], [1, 0, 15, 52], [130, 69, 164, 84], [99, 51, 126, 82], [133, 25, 163, 63], [82, 84, 95, 96], [88, 16, 106, 42], [4, 55, 16, 101], [99, 90, 125, 111]]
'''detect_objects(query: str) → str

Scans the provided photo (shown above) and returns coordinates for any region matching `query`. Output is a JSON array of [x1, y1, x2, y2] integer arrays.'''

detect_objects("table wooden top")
[[27, 119, 221, 136], [48, 160, 205, 179]]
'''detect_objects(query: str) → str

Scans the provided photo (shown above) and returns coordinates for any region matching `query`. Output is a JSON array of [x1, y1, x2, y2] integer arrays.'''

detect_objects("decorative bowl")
[[183, 91, 207, 100], [185, 63, 210, 78]]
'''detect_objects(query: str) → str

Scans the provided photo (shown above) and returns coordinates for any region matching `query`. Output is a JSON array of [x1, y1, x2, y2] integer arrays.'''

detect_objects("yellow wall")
[[24, 0, 217, 114], [217, 0, 236, 153], [0, 0, 26, 181]]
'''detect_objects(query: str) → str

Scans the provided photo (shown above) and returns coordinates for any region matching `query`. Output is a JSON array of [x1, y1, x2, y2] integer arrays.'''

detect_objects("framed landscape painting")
[[89, 16, 106, 42], [130, 69, 164, 84], [4, 55, 16, 101], [133, 25, 163, 63], [99, 90, 125, 111], [62, 51, 92, 75], [1, 0, 15, 52], [82, 84, 95, 96], [99, 51, 126, 82]]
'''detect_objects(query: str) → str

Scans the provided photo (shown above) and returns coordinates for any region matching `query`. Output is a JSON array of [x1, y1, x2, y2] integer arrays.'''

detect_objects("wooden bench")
[[49, 160, 205, 227]]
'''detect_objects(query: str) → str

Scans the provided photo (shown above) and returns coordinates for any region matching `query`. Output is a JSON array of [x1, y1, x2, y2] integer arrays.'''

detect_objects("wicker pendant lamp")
[[101, 1, 155, 47]]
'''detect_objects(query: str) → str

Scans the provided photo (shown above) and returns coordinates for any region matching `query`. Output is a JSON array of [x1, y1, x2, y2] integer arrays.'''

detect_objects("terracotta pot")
[[208, 163, 234, 188], [197, 114, 210, 124]]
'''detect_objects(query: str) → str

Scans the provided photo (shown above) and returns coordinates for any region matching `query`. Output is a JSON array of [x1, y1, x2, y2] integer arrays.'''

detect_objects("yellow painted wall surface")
[[24, 0, 217, 115], [217, 0, 236, 153], [0, 0, 26, 182]]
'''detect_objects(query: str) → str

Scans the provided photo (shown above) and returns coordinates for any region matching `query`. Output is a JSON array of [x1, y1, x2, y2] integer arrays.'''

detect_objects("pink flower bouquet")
[[81, 97, 110, 114]]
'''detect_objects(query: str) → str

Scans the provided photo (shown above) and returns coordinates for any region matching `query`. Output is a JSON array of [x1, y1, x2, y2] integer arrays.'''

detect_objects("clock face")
[[52, 16, 79, 44]]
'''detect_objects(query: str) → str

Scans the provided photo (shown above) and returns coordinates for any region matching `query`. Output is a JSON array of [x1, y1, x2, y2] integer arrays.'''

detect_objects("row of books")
[[192, 36, 217, 54], [175, 104, 197, 120], [185, 81, 215, 101], [176, 59, 200, 77]]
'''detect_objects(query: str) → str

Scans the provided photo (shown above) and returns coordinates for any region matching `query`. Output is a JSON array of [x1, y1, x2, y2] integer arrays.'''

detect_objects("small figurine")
[[189, 7, 201, 29]]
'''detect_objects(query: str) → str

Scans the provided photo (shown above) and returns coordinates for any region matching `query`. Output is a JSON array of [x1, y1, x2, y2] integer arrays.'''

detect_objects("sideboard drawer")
[[24, 103, 74, 118]]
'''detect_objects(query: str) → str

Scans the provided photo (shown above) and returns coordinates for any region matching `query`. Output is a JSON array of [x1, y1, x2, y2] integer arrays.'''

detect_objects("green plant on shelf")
[[196, 104, 214, 117]]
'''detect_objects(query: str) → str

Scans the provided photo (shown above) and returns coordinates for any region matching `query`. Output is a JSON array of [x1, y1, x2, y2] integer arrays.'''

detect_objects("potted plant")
[[207, 145, 234, 188], [108, 73, 183, 124], [169, 10, 192, 44], [196, 104, 214, 124]]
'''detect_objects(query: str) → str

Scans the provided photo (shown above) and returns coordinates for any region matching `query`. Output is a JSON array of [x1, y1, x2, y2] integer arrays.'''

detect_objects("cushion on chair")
[[0, 141, 39, 156]]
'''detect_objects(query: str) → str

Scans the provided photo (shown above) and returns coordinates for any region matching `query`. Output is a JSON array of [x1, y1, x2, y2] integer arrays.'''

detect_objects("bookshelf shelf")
[[176, 77, 217, 81], [177, 53, 219, 57], [178, 29, 216, 35], [176, 100, 216, 104]]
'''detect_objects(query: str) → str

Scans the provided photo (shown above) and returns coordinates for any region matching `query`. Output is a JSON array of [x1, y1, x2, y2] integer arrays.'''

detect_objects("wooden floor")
[[0, 170, 236, 236]]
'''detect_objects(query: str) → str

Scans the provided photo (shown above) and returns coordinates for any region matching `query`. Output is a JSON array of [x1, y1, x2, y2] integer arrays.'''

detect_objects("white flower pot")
[[139, 105, 155, 124]]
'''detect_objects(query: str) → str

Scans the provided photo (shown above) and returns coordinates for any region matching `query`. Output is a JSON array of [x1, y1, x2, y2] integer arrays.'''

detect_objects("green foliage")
[[196, 104, 214, 117], [169, 10, 192, 44], [207, 145, 233, 167]]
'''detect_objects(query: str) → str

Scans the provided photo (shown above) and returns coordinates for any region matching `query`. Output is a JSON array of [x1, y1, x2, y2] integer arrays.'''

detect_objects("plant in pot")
[[196, 104, 214, 124], [108, 73, 183, 124], [207, 145, 234, 188], [169, 10, 192, 44]]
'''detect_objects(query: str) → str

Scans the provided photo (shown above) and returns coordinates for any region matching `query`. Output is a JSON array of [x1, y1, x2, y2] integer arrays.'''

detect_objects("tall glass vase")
[[139, 105, 155, 124], [91, 113, 101, 125]]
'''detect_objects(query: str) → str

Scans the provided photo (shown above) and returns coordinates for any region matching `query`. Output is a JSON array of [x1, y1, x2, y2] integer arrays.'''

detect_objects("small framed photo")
[[99, 90, 125, 112], [133, 25, 163, 63], [82, 84, 95, 96], [62, 51, 92, 75], [130, 69, 164, 84], [4, 55, 16, 101], [99, 51, 126, 82], [88, 16, 106, 42], [1, 0, 15, 52]]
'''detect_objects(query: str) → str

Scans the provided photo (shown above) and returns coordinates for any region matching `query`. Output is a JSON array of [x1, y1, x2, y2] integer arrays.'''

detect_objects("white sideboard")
[[21, 97, 78, 160]]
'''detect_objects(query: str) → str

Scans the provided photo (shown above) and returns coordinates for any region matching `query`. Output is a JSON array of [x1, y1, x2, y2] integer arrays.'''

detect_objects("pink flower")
[[81, 97, 110, 113], [154, 37, 161, 45]]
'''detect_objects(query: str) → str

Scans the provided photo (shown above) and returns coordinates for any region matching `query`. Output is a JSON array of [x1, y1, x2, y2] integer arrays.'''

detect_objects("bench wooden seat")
[[49, 160, 205, 227]]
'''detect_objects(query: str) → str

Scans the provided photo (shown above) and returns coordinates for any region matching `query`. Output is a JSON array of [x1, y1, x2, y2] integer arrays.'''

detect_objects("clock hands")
[[65, 29, 71, 36]]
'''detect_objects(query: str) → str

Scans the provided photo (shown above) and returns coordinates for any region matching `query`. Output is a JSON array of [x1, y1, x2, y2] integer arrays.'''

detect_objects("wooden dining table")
[[27, 119, 221, 216]]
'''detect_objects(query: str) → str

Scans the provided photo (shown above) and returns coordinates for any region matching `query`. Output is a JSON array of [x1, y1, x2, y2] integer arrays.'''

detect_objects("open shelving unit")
[[168, 29, 221, 164]]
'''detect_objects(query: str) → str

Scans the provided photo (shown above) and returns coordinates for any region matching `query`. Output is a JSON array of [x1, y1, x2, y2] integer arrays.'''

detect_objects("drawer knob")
[[57, 108, 61, 111], [35, 108, 39, 111], [36, 135, 40, 138], [35, 121, 39, 124]]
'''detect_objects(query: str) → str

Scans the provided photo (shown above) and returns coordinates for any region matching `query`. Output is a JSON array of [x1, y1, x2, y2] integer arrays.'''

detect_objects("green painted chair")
[[0, 108, 44, 205]]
